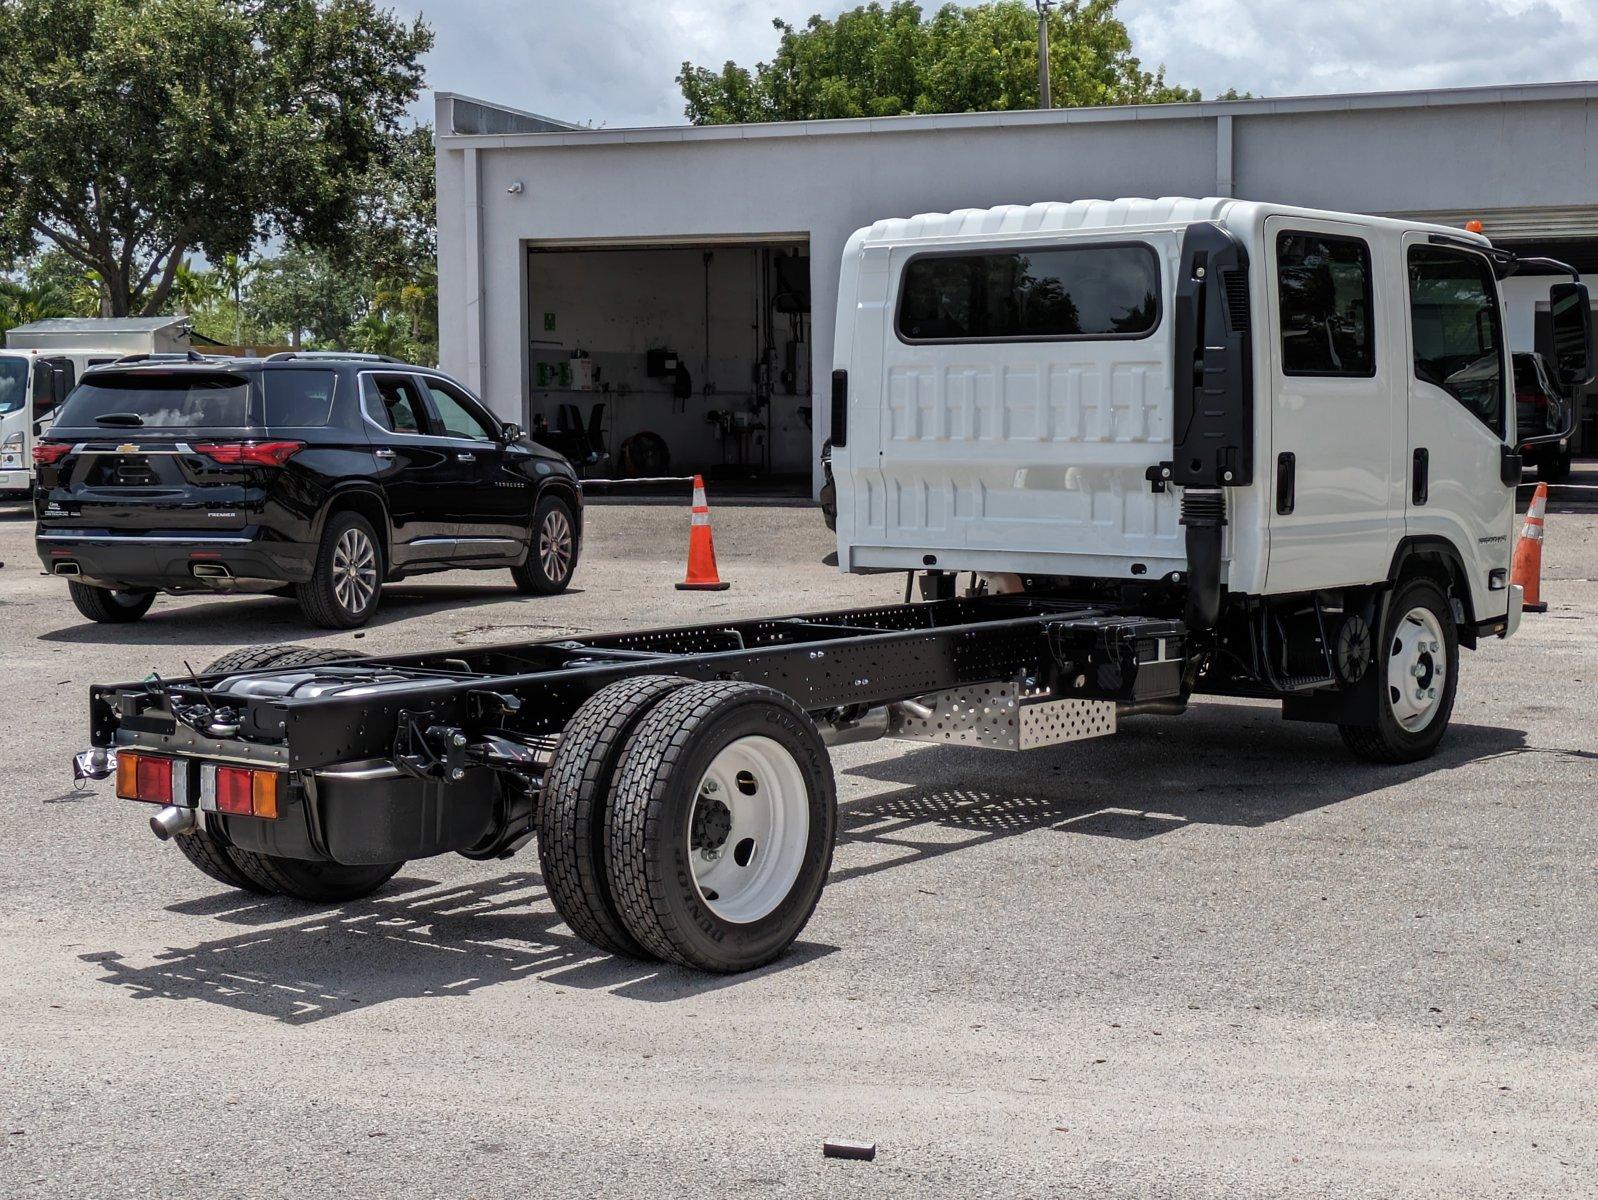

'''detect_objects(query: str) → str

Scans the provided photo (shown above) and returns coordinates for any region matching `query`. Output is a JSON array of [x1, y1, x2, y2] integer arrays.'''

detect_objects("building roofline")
[[435, 91, 580, 135], [437, 78, 1598, 152]]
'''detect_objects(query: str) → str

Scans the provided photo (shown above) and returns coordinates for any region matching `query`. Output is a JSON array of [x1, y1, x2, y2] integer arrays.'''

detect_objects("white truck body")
[[831, 197, 1539, 632], [0, 317, 196, 492]]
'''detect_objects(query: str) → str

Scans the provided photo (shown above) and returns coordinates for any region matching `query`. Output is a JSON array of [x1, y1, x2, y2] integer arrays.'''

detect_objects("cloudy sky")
[[391, 0, 1598, 128]]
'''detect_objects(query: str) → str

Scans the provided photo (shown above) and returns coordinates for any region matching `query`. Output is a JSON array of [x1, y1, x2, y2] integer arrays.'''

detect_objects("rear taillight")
[[201, 764, 281, 819], [32, 442, 71, 466], [194, 440, 305, 467], [116, 752, 176, 804]]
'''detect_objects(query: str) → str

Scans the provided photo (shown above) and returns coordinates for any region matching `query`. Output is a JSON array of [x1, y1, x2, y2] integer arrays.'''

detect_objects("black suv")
[[33, 354, 582, 628]]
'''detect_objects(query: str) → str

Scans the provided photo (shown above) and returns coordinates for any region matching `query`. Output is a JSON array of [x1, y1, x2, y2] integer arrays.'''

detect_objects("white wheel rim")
[[540, 508, 573, 580], [332, 527, 378, 613], [1387, 606, 1446, 732], [688, 735, 809, 924]]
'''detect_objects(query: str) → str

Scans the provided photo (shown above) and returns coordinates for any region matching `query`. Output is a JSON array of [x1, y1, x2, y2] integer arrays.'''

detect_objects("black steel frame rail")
[[92, 596, 1104, 770]]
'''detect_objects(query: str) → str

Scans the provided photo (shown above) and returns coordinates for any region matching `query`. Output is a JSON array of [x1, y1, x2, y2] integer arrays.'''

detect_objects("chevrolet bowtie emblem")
[[116, 443, 138, 454]]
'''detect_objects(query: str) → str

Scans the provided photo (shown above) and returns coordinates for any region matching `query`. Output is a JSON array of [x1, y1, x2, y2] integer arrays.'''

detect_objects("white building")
[[435, 81, 1598, 490]]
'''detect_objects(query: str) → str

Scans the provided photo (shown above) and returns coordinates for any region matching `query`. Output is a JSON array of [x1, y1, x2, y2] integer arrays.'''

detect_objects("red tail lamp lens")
[[216, 767, 255, 815], [195, 441, 305, 467], [116, 752, 173, 803], [32, 442, 71, 466], [215, 766, 280, 818]]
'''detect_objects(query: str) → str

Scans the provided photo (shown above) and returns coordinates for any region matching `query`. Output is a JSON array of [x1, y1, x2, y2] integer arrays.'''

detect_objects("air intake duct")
[[1181, 487, 1227, 631]]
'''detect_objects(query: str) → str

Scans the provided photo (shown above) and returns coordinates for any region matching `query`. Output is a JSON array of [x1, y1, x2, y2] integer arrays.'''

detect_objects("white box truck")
[[75, 198, 1590, 974], [0, 316, 196, 493]]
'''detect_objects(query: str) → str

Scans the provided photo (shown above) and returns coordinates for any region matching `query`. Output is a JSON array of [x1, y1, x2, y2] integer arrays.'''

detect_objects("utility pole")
[[1035, 0, 1054, 110]]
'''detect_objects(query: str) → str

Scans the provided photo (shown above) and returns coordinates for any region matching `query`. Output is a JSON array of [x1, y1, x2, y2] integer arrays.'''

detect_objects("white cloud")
[[395, 0, 1598, 126]]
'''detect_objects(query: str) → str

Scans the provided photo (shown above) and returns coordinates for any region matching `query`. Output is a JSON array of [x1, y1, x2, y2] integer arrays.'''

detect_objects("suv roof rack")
[[110, 350, 218, 365], [264, 351, 408, 364]]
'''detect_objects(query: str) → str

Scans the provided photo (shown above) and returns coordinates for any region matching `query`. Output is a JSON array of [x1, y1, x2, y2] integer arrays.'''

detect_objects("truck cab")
[[831, 198, 1590, 759]]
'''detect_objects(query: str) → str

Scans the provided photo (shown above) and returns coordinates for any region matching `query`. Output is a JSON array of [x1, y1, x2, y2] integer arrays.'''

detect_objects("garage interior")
[[526, 240, 814, 487]]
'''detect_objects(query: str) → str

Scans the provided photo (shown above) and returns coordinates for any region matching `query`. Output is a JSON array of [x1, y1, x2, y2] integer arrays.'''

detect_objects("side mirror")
[[502, 421, 522, 444], [1538, 281, 1594, 399]]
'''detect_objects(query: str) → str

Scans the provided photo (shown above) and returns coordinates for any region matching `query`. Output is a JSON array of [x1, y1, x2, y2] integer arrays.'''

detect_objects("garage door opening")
[[526, 240, 813, 489]]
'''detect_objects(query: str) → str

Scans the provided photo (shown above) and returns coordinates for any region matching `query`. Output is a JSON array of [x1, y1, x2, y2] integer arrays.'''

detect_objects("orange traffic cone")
[[677, 475, 730, 591], [1511, 481, 1548, 613]]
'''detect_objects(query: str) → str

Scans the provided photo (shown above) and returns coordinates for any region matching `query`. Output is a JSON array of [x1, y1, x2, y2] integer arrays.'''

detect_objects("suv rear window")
[[51, 372, 252, 430], [264, 370, 337, 426]]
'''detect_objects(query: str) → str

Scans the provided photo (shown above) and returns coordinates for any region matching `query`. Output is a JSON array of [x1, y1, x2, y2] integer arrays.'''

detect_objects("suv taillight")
[[32, 442, 71, 465], [194, 440, 305, 467]]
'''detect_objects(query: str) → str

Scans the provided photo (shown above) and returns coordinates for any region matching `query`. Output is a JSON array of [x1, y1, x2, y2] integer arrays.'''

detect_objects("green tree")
[[679, 0, 1199, 124], [0, 0, 432, 318]]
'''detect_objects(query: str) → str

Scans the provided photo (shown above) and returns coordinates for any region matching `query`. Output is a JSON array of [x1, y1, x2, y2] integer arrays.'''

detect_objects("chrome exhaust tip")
[[53, 562, 81, 577], [191, 562, 234, 580], [150, 805, 198, 841]]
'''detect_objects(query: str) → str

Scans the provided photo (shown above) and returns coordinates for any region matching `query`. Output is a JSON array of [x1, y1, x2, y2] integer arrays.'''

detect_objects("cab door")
[[1400, 237, 1516, 621], [1264, 217, 1401, 592]]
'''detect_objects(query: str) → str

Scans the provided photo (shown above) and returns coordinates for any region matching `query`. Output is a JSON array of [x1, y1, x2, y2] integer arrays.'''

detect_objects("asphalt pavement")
[[1, 493, 1593, 1199]]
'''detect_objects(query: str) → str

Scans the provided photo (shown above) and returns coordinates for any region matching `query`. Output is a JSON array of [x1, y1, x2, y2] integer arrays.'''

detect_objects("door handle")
[[373, 448, 397, 461], [455, 452, 475, 462], [1412, 448, 1429, 505], [1275, 452, 1296, 515]]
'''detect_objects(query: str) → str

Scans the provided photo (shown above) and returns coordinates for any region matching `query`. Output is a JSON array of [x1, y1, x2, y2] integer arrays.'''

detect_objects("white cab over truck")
[[75, 197, 1592, 975], [830, 197, 1591, 761], [0, 316, 196, 493]]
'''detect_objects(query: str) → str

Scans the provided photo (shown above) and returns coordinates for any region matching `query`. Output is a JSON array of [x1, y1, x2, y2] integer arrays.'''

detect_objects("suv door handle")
[[373, 448, 397, 460], [455, 452, 475, 462]]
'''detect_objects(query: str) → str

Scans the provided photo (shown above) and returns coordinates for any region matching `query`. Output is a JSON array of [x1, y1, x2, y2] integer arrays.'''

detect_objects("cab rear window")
[[50, 372, 253, 430], [897, 243, 1161, 342]]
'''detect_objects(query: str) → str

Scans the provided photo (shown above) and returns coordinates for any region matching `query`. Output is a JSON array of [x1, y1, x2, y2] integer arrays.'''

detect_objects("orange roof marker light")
[[1465, 219, 1485, 233]]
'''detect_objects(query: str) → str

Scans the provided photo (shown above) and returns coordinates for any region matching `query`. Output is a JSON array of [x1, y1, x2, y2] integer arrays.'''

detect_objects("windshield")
[[0, 357, 26, 418], [51, 372, 253, 430]]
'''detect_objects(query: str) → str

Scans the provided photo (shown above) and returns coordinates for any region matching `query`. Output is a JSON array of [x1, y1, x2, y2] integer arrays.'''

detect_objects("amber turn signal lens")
[[116, 752, 173, 804], [251, 771, 279, 820]]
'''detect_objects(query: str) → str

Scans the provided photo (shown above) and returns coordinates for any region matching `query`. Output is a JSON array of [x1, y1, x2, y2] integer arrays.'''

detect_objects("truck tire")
[[511, 494, 578, 595], [203, 644, 350, 675], [173, 818, 273, 895], [297, 511, 382, 629], [223, 852, 404, 903], [1540, 445, 1572, 483], [539, 675, 694, 958], [604, 681, 836, 973], [163, 645, 365, 896], [1339, 577, 1459, 764], [68, 581, 154, 623]]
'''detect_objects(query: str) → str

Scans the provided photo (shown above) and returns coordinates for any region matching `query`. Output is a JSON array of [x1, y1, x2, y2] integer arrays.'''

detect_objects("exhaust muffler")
[[149, 805, 198, 841]]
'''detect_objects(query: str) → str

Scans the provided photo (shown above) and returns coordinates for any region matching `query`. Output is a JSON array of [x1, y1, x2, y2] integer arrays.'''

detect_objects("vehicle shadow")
[[828, 702, 1530, 886], [37, 583, 591, 647], [79, 702, 1526, 1025], [80, 871, 836, 1024]]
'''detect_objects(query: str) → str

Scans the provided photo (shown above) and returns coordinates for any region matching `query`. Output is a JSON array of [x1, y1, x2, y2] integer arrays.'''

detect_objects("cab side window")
[[1277, 233, 1375, 377], [1407, 246, 1505, 436], [423, 379, 499, 441], [364, 374, 428, 435]]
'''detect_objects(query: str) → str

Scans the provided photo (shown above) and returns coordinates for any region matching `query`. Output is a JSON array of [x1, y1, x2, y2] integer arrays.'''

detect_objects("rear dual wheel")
[[541, 679, 836, 973], [166, 645, 405, 902]]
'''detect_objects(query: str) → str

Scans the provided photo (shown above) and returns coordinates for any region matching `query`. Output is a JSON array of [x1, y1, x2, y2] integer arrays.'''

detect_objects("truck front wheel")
[[604, 681, 836, 973], [1339, 577, 1459, 764]]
